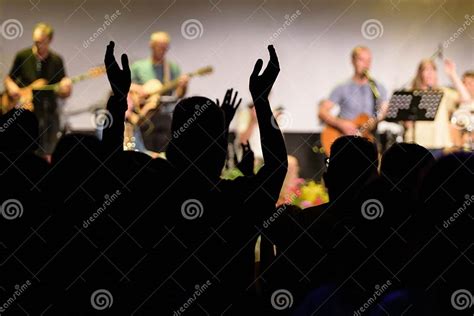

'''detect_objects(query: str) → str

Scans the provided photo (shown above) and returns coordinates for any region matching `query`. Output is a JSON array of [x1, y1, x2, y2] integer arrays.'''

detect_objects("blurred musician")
[[3, 22, 72, 158], [404, 59, 462, 156], [127, 31, 189, 153], [318, 46, 389, 155]]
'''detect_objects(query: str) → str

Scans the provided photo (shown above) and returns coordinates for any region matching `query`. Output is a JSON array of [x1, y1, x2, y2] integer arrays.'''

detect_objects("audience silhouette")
[[0, 40, 471, 316]]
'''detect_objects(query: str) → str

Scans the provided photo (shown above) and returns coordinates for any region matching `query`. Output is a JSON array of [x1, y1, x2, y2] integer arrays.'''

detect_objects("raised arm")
[[249, 45, 287, 200], [102, 41, 131, 154], [445, 58, 471, 103]]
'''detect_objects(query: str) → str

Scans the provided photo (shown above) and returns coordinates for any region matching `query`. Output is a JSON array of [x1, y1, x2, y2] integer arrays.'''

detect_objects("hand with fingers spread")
[[217, 88, 242, 128], [249, 45, 280, 101], [104, 41, 131, 99]]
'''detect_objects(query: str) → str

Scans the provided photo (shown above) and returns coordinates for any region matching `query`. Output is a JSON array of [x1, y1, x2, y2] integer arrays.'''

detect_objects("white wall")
[[1, 0, 473, 132]]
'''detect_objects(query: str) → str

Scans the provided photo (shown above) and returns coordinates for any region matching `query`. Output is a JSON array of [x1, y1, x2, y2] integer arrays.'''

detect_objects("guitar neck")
[[157, 72, 197, 95], [38, 74, 91, 91]]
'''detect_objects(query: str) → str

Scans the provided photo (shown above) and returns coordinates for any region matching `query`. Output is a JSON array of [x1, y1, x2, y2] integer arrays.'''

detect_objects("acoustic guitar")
[[123, 65, 213, 151], [1, 66, 106, 114], [127, 66, 213, 126], [320, 113, 377, 156]]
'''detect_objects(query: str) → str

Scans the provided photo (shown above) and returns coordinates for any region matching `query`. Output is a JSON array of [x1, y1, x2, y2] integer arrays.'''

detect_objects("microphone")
[[363, 69, 370, 78], [437, 43, 444, 60]]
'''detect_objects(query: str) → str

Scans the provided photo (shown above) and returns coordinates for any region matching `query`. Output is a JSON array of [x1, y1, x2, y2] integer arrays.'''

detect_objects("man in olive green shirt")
[[129, 32, 189, 152]]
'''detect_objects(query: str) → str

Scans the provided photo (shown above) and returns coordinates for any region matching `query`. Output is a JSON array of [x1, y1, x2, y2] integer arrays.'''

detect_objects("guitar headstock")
[[86, 66, 107, 78], [193, 66, 213, 77]]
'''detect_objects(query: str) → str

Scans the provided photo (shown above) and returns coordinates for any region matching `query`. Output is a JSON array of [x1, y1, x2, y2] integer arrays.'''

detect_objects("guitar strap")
[[163, 60, 170, 84], [368, 80, 380, 141], [368, 79, 379, 116]]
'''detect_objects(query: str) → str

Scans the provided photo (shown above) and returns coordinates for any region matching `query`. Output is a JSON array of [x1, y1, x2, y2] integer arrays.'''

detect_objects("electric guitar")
[[1, 66, 106, 114], [321, 113, 378, 156]]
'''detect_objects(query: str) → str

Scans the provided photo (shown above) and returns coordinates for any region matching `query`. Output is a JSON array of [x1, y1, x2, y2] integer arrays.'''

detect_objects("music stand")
[[385, 89, 443, 143]]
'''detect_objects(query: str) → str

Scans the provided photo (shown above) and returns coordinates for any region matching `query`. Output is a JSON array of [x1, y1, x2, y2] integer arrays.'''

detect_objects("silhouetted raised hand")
[[217, 88, 241, 127], [249, 45, 280, 101], [247, 45, 287, 205], [102, 41, 130, 153], [104, 41, 131, 100]]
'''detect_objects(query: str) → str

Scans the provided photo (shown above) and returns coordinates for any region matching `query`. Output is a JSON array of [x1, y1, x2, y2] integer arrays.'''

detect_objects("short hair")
[[462, 71, 474, 79], [325, 136, 378, 200], [351, 46, 370, 60], [150, 31, 171, 44], [33, 22, 54, 40]]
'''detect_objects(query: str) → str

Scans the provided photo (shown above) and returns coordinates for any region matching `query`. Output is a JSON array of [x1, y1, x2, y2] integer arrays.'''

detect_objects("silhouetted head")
[[420, 151, 473, 220], [323, 136, 378, 202], [166, 97, 226, 183], [48, 133, 103, 199], [381, 142, 434, 199], [0, 108, 39, 155], [51, 133, 101, 165]]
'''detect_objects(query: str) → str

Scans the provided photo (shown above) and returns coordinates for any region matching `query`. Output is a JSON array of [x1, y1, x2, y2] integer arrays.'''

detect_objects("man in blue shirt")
[[128, 31, 188, 152], [318, 46, 388, 137]]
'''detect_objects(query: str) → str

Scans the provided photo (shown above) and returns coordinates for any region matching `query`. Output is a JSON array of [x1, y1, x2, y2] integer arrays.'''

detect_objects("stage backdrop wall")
[[1, 0, 473, 132]]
